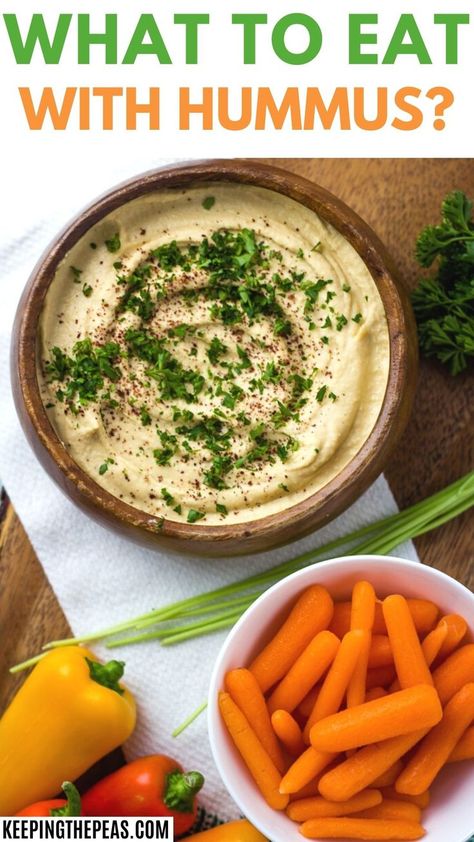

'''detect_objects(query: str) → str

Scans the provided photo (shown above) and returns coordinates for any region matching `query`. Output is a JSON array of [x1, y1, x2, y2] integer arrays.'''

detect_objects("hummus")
[[37, 182, 390, 525]]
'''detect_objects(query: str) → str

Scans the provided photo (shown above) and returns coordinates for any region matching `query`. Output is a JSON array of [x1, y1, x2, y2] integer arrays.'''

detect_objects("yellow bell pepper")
[[0, 646, 136, 816], [188, 820, 267, 840]]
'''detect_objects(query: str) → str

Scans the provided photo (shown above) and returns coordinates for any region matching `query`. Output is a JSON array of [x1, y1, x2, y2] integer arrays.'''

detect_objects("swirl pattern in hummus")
[[37, 183, 390, 525]]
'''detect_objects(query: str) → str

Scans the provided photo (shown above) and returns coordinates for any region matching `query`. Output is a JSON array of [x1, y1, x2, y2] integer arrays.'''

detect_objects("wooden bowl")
[[11, 160, 418, 556]]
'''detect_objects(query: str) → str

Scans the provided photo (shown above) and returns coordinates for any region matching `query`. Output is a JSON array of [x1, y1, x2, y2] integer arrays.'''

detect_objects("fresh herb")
[[316, 385, 327, 402], [207, 337, 228, 365], [204, 454, 233, 489], [216, 503, 228, 515], [161, 488, 175, 506], [140, 406, 152, 426], [302, 279, 331, 314], [105, 233, 121, 253], [45, 340, 121, 408], [22, 472, 473, 668], [168, 323, 195, 340], [412, 190, 474, 375], [202, 196, 216, 210], [125, 328, 204, 403], [352, 313, 363, 323], [98, 457, 114, 475], [82, 283, 93, 298], [116, 263, 155, 321], [70, 266, 82, 282], [187, 509, 206, 524]]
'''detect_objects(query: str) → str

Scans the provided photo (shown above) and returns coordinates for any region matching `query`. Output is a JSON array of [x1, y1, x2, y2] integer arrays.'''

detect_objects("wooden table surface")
[[1, 158, 473, 716]]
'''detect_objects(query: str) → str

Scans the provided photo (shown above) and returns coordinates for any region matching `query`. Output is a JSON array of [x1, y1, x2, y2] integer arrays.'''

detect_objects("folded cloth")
[[0, 158, 418, 821]]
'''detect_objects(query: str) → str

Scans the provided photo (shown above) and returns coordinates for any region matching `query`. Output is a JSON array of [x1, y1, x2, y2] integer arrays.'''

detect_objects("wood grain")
[[1, 159, 473, 716]]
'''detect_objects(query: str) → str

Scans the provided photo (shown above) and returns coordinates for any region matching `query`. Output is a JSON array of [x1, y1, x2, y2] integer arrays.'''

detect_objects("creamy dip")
[[37, 183, 390, 525]]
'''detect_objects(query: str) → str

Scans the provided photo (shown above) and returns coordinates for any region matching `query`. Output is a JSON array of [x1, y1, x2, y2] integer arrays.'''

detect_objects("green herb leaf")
[[187, 509, 206, 524], [105, 233, 121, 253]]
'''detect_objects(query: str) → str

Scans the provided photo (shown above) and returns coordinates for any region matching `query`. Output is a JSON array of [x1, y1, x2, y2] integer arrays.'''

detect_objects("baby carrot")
[[225, 669, 285, 772], [298, 685, 320, 719], [268, 630, 340, 714], [271, 710, 306, 757], [329, 600, 438, 638], [382, 596, 433, 689], [250, 585, 334, 693], [448, 724, 474, 762], [299, 817, 426, 839], [381, 788, 430, 809], [365, 687, 388, 702], [347, 582, 376, 708], [372, 760, 404, 788], [280, 747, 337, 794], [368, 636, 394, 669], [366, 666, 397, 690], [310, 685, 441, 753], [287, 789, 382, 821], [318, 729, 429, 802], [289, 778, 319, 802], [395, 682, 474, 795], [421, 621, 448, 667], [356, 800, 421, 823], [437, 614, 468, 660], [304, 630, 367, 742], [351, 581, 377, 631], [328, 603, 353, 638], [432, 643, 474, 704], [218, 692, 288, 810]]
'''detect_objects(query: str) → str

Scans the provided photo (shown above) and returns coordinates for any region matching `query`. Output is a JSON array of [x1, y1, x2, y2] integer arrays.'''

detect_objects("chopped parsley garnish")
[[140, 406, 152, 426], [207, 336, 228, 365], [161, 487, 175, 506], [202, 196, 216, 210], [70, 266, 82, 282], [125, 328, 204, 403], [47, 224, 352, 503], [99, 457, 114, 475], [105, 233, 121, 253], [352, 313, 363, 323], [187, 509, 206, 524], [45, 340, 121, 409]]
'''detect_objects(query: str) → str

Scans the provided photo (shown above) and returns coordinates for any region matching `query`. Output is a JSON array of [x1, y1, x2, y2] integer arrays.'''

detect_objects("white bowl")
[[208, 555, 474, 842]]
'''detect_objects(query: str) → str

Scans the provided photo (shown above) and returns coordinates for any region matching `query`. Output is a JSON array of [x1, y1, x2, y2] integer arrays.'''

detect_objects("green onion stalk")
[[10, 471, 474, 674]]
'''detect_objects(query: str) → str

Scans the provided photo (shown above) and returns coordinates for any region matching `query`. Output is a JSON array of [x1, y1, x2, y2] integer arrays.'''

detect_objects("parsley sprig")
[[412, 191, 474, 375]]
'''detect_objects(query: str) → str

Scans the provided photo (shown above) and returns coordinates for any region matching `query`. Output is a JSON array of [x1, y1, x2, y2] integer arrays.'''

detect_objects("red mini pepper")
[[17, 782, 81, 816], [82, 755, 204, 836]]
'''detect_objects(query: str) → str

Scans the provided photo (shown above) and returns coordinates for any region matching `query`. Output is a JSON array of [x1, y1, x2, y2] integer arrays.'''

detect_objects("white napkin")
[[0, 158, 418, 822]]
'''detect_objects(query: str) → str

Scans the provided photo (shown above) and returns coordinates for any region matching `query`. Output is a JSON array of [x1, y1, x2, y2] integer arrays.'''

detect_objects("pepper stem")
[[86, 657, 125, 695], [50, 782, 82, 817], [164, 770, 205, 813]]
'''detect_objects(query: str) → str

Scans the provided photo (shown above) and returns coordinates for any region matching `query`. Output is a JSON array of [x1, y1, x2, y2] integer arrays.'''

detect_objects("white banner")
[[0, 818, 173, 842]]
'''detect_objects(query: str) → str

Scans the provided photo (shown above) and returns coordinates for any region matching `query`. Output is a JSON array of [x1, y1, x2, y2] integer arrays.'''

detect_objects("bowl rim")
[[207, 553, 474, 842], [12, 159, 417, 547]]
